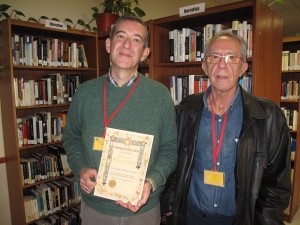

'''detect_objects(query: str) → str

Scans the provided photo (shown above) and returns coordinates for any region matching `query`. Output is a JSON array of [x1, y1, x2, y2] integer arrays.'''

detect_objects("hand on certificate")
[[80, 168, 97, 194], [116, 181, 152, 212]]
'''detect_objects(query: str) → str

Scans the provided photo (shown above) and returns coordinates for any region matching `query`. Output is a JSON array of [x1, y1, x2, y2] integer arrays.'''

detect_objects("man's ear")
[[202, 61, 208, 75], [140, 47, 150, 62], [105, 38, 111, 53], [239, 62, 249, 77]]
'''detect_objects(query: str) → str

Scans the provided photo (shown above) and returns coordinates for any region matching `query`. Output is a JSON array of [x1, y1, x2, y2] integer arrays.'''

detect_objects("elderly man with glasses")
[[166, 32, 291, 225]]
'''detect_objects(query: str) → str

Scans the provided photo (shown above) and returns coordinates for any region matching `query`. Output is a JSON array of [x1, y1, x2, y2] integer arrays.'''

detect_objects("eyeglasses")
[[205, 54, 243, 64]]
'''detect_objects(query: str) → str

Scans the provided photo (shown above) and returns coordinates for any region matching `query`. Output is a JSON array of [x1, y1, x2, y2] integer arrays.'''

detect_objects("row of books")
[[281, 80, 300, 100], [205, 20, 252, 58], [169, 19, 253, 63], [281, 107, 298, 131], [291, 137, 296, 152], [14, 73, 81, 107], [170, 75, 210, 105], [169, 28, 202, 62], [32, 205, 80, 225], [12, 33, 88, 68], [24, 177, 81, 223], [169, 73, 252, 106], [17, 111, 67, 147], [282, 50, 300, 71], [239, 73, 253, 94], [21, 145, 71, 185]]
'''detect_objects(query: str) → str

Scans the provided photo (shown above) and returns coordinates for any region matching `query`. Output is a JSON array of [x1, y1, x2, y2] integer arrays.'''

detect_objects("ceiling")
[[204, 0, 300, 37]]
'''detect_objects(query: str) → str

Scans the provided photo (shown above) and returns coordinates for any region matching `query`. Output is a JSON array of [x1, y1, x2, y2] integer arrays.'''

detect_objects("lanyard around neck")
[[102, 75, 140, 137], [210, 96, 228, 171]]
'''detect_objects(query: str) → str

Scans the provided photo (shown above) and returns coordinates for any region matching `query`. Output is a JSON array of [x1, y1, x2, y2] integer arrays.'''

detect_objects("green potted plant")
[[92, 0, 146, 32]]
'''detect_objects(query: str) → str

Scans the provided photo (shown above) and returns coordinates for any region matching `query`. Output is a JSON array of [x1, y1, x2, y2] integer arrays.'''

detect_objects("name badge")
[[93, 137, 105, 151], [204, 170, 225, 187]]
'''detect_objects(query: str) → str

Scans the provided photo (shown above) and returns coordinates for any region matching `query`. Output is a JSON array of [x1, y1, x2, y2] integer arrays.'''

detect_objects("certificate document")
[[94, 128, 154, 205]]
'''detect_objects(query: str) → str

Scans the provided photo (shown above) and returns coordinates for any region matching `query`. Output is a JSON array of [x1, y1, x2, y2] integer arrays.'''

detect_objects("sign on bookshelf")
[[179, 3, 205, 17]]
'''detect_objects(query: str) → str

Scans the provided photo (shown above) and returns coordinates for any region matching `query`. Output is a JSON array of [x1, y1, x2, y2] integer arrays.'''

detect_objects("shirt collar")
[[203, 85, 242, 113], [106, 69, 138, 87]]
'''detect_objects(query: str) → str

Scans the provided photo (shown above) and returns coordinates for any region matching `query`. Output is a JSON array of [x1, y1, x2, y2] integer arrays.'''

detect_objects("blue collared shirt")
[[188, 85, 243, 216]]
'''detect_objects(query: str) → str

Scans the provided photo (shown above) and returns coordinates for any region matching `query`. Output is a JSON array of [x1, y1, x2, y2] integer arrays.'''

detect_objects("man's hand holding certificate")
[[94, 128, 154, 205]]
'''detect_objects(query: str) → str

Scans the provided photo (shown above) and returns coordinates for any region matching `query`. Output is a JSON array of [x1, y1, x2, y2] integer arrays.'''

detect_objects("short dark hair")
[[109, 15, 149, 48], [204, 31, 247, 61]]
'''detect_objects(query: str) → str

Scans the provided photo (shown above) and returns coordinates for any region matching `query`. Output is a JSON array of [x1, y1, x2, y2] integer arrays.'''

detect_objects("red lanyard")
[[210, 97, 228, 171], [103, 75, 140, 137]]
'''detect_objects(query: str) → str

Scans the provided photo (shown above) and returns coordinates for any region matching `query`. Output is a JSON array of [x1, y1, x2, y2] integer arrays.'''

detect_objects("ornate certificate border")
[[94, 128, 154, 205]]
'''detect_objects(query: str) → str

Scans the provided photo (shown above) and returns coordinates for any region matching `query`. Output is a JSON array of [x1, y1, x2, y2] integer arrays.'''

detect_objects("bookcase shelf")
[[19, 141, 63, 151], [150, 0, 282, 104], [281, 36, 300, 223], [0, 19, 99, 224]]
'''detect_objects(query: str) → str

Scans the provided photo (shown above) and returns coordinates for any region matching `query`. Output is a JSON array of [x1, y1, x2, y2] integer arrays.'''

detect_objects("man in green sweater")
[[63, 15, 177, 225]]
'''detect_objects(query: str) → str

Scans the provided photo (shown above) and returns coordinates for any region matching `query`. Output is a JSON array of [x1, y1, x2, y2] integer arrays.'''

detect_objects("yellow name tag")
[[204, 170, 225, 187], [93, 137, 105, 151]]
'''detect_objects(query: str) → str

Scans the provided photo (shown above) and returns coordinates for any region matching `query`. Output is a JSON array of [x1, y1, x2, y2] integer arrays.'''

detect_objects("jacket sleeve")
[[254, 106, 292, 225]]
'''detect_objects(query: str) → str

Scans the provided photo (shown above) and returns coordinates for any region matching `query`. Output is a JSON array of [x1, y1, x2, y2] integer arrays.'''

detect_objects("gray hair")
[[204, 31, 247, 61], [109, 15, 149, 49]]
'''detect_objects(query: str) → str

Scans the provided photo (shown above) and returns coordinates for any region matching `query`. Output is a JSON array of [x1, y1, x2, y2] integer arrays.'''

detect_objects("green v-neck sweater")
[[63, 74, 177, 216]]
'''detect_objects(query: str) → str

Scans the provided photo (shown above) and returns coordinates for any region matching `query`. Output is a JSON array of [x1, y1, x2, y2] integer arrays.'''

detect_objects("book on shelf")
[[16, 110, 69, 147], [170, 74, 209, 105], [36, 183, 53, 216], [11, 33, 89, 68], [282, 50, 300, 71], [24, 195, 39, 223], [13, 73, 82, 107], [281, 107, 298, 131], [12, 34, 20, 65], [169, 30, 174, 62], [281, 80, 300, 100], [239, 72, 253, 94], [168, 20, 253, 63], [282, 50, 290, 71], [196, 29, 203, 61], [29, 189, 44, 217], [47, 182, 61, 212]]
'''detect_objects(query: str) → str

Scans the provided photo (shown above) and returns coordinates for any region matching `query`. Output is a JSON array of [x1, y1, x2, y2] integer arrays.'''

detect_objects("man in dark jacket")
[[170, 32, 291, 225]]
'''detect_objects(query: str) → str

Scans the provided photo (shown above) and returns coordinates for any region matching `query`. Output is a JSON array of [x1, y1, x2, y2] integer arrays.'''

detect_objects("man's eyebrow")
[[114, 30, 144, 41], [114, 30, 126, 36]]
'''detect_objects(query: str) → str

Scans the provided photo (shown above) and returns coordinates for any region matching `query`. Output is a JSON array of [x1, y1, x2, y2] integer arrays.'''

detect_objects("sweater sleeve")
[[146, 93, 178, 191]]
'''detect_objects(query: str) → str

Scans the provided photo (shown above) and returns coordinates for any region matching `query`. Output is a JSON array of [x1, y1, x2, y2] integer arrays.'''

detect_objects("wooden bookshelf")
[[0, 19, 99, 224], [150, 0, 282, 104], [281, 35, 300, 223]]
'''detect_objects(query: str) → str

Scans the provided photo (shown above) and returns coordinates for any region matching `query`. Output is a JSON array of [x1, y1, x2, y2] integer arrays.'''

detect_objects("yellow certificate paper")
[[94, 128, 154, 205]]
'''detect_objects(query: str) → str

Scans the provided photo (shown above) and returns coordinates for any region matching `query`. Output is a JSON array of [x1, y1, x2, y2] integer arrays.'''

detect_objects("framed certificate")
[[94, 128, 154, 205]]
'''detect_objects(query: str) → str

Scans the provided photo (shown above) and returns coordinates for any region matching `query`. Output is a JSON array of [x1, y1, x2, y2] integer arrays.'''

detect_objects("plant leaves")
[[92, 12, 99, 20], [134, 7, 145, 17], [64, 18, 73, 24], [15, 10, 26, 17], [77, 19, 86, 26], [28, 17, 38, 22], [0, 4, 11, 12], [2, 12, 9, 19], [40, 16, 49, 20], [92, 7, 99, 14], [85, 24, 92, 31]]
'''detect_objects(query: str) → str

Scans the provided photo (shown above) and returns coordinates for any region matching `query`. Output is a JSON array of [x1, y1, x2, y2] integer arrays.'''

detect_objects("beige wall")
[[0, 0, 236, 224]]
